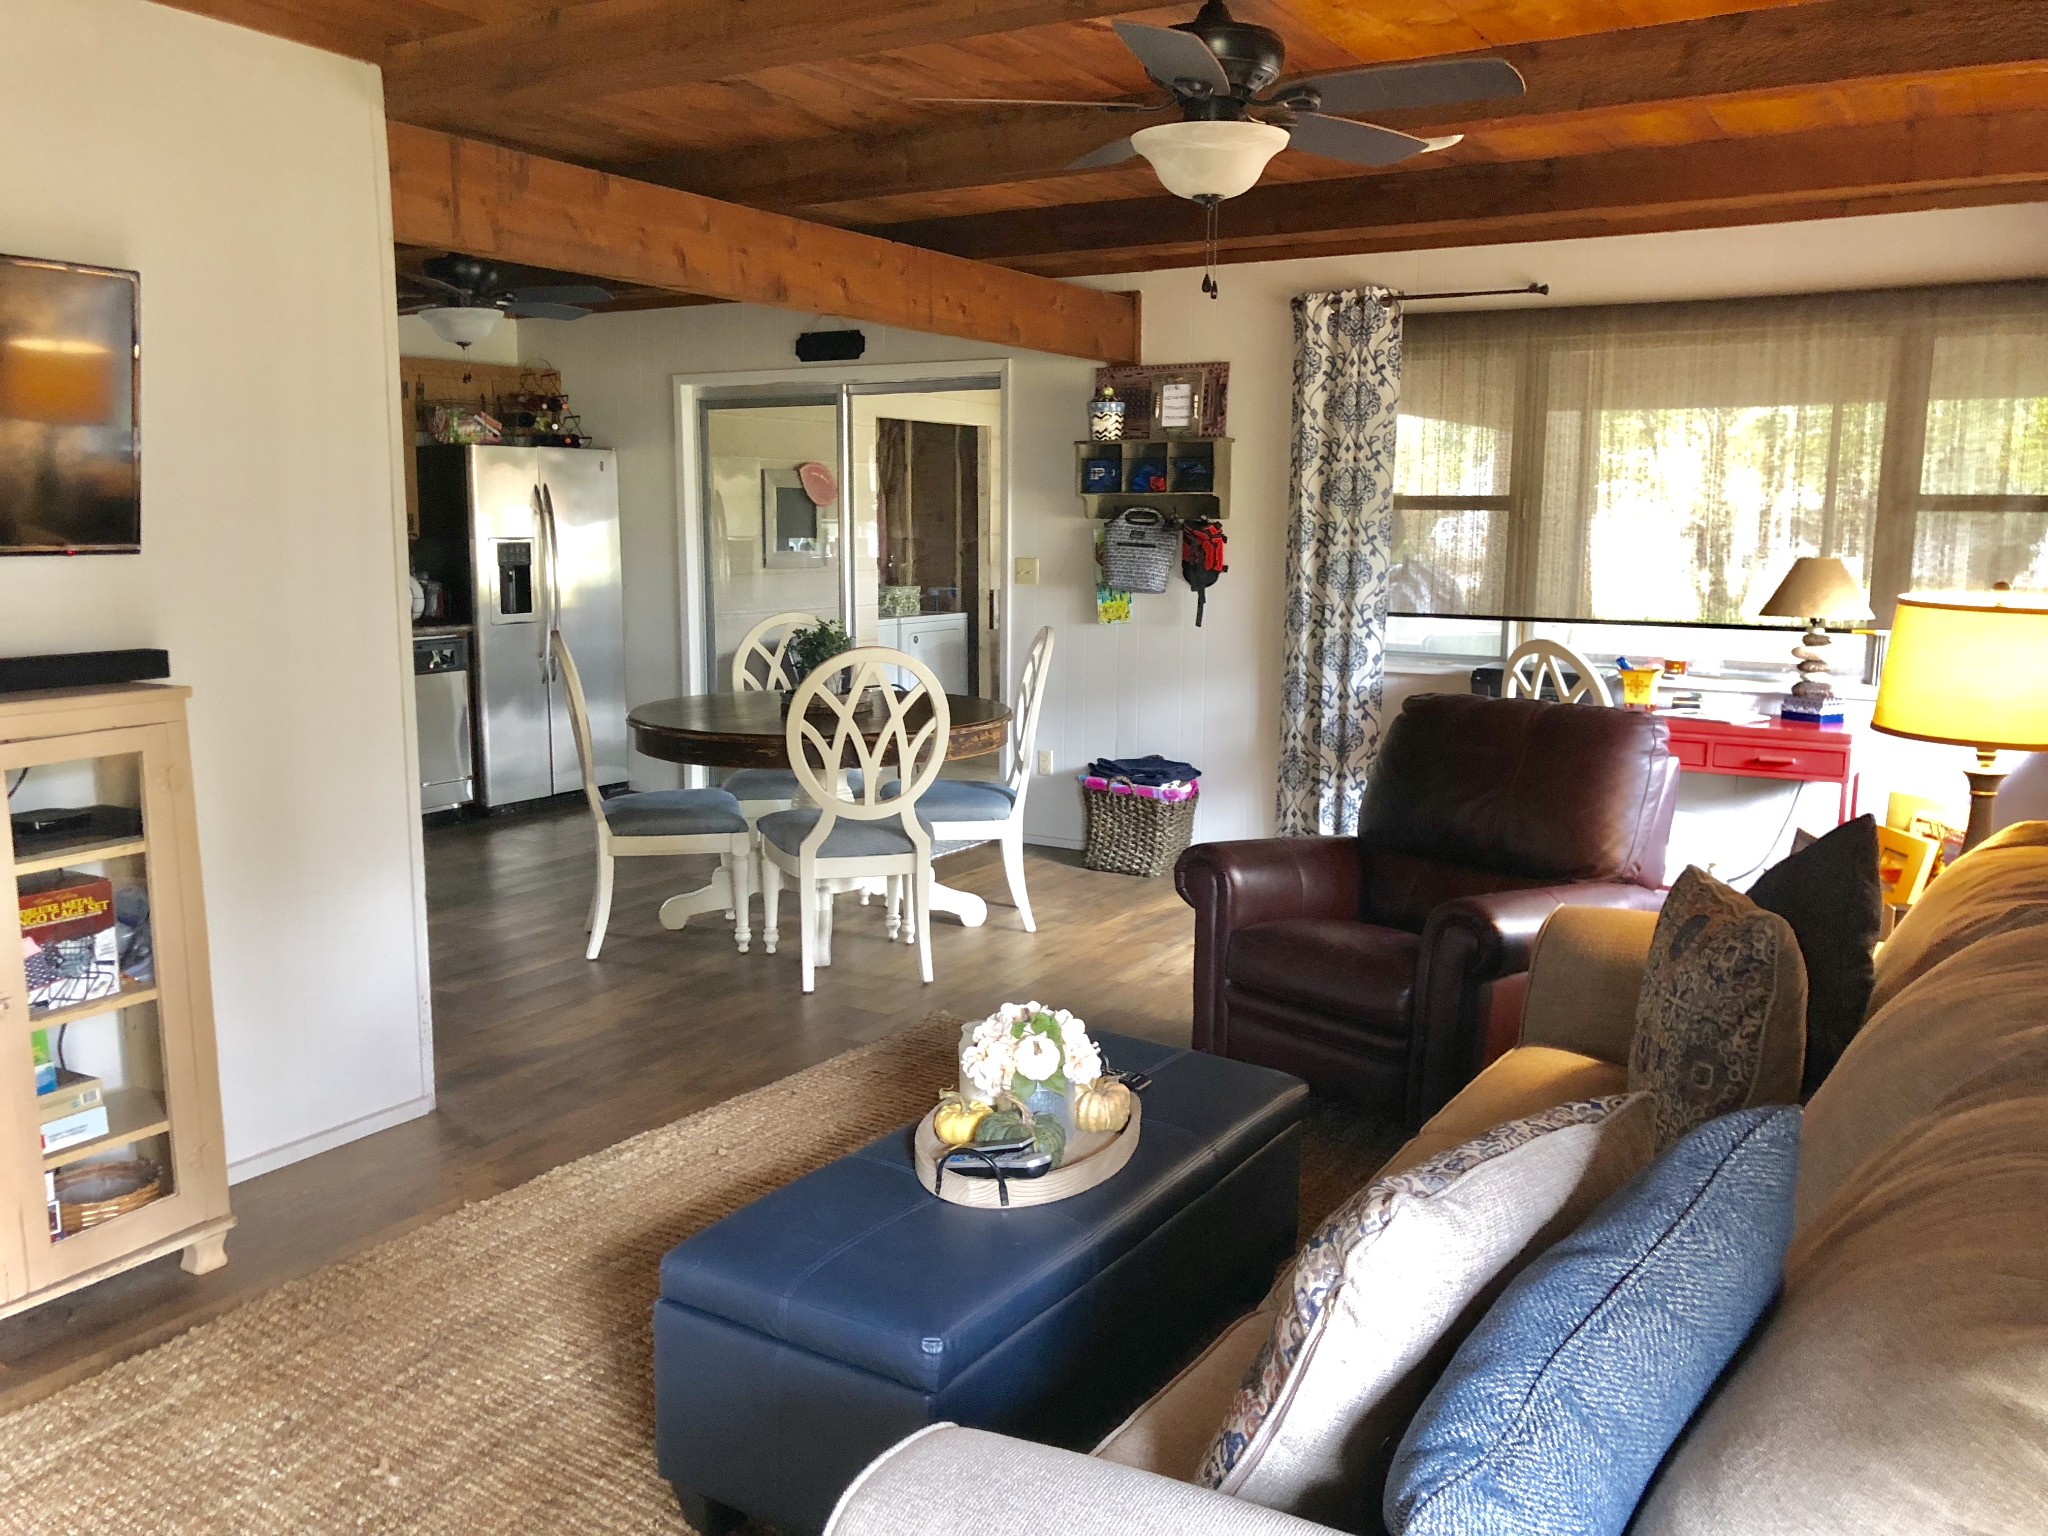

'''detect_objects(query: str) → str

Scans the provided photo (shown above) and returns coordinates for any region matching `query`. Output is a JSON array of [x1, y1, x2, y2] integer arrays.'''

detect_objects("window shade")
[[1393, 283, 2048, 624]]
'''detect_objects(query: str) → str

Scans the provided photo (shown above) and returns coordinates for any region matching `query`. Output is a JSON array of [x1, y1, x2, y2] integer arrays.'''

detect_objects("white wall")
[[529, 204, 2048, 850], [0, 0, 432, 1178]]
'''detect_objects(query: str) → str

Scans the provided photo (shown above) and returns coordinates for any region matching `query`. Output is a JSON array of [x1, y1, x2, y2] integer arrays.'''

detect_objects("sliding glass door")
[[695, 377, 1003, 697]]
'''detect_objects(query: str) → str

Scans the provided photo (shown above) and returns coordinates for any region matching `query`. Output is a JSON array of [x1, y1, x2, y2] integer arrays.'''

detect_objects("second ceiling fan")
[[920, 0, 1524, 202]]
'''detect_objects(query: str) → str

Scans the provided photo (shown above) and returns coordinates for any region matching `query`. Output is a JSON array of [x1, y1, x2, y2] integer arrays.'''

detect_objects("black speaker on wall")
[[0, 649, 170, 696], [795, 329, 866, 363]]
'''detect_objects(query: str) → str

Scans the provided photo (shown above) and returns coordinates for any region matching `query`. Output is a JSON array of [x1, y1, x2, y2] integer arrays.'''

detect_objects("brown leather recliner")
[[1175, 693, 1679, 1125]]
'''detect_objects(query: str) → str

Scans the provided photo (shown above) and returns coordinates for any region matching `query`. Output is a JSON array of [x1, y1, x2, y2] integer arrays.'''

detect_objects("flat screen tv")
[[0, 254, 140, 554]]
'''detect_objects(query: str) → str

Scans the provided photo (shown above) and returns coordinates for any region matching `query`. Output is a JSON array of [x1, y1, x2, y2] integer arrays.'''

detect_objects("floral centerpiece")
[[930, 1003, 1138, 1181]]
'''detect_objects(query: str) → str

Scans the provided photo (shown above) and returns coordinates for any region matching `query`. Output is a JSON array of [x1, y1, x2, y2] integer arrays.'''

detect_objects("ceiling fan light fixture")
[[1130, 119, 1288, 201], [420, 306, 502, 349]]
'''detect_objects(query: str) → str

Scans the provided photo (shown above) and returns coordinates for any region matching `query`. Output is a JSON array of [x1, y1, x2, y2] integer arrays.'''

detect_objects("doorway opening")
[[685, 372, 1005, 700]]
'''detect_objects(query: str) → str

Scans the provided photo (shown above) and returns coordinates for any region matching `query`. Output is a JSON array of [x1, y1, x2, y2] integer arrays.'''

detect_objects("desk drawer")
[[1706, 740, 1849, 779], [1671, 736, 1710, 770]]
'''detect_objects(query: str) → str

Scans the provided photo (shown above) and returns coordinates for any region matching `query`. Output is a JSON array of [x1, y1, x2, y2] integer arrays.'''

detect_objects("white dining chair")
[[554, 630, 754, 960], [756, 647, 950, 993], [891, 626, 1055, 933], [720, 611, 823, 824], [1502, 638, 1614, 706]]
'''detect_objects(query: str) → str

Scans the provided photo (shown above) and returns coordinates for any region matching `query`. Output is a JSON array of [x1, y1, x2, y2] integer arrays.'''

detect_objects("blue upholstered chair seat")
[[895, 778, 1018, 822], [603, 788, 749, 837], [758, 808, 918, 858], [722, 767, 802, 802]]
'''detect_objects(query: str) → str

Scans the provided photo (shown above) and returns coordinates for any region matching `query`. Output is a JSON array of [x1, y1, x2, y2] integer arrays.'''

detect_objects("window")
[[1392, 284, 2048, 628]]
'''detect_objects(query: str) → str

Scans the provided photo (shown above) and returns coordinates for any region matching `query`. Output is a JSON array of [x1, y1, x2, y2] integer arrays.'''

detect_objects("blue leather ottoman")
[[653, 1034, 1308, 1535]]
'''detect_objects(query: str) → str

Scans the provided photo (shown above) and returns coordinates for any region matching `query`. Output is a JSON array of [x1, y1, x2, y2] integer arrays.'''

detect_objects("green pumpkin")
[[1030, 1115, 1066, 1168], [975, 1109, 1030, 1144]]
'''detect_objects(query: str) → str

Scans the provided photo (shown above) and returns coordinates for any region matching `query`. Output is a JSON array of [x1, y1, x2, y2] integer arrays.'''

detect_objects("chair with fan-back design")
[[1501, 639, 1614, 706], [554, 629, 753, 960], [720, 611, 824, 823], [757, 648, 950, 994], [885, 626, 1056, 936]]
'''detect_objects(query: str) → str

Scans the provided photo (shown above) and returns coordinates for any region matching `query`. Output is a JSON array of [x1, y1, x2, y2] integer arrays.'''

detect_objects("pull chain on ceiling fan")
[[912, 0, 1523, 294]]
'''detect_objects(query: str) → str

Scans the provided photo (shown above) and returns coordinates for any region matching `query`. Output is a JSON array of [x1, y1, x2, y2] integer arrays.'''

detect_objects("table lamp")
[[1759, 556, 1873, 723], [1872, 588, 2048, 852]]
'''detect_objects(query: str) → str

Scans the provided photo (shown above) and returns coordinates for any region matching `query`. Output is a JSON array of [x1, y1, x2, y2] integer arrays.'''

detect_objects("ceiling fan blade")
[[402, 271, 470, 299], [1282, 113, 1438, 168], [501, 301, 593, 321], [1066, 137, 1139, 171], [905, 95, 1161, 111], [1283, 57, 1524, 117], [1112, 21, 1231, 97], [505, 284, 613, 306]]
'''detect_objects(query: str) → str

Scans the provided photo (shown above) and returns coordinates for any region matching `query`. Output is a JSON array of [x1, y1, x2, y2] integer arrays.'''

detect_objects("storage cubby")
[[1075, 437, 1232, 521], [3, 685, 230, 1314]]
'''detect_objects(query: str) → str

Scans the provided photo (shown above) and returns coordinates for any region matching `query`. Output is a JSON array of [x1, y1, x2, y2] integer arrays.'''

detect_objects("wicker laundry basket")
[[1082, 782, 1199, 877]]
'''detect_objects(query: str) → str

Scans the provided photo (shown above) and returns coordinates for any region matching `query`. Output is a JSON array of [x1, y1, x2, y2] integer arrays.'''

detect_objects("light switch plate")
[[1037, 749, 1055, 776], [1014, 557, 1041, 585]]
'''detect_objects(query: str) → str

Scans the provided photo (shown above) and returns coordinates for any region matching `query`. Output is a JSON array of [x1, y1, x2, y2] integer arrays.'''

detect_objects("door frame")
[[672, 360, 1013, 706]]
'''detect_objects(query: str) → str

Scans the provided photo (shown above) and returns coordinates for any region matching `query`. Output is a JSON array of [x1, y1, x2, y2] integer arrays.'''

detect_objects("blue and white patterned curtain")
[[1276, 289, 1402, 836]]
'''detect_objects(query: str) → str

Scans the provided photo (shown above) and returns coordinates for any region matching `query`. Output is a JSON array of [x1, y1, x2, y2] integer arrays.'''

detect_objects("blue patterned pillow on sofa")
[[1383, 1105, 1800, 1536]]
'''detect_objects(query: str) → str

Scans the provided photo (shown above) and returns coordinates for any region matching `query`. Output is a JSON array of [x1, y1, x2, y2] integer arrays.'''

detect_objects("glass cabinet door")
[[3, 720, 214, 1292]]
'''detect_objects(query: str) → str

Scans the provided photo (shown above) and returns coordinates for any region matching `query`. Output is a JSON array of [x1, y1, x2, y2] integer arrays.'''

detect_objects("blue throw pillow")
[[1383, 1106, 1800, 1536]]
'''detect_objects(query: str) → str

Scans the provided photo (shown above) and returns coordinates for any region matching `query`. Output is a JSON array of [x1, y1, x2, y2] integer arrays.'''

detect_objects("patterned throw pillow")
[[1629, 867, 1807, 1148], [1196, 1094, 1656, 1525], [1384, 1106, 1801, 1536]]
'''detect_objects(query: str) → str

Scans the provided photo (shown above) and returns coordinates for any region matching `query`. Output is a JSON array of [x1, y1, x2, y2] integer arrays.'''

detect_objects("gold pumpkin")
[[933, 1092, 992, 1147], [1073, 1079, 1132, 1134]]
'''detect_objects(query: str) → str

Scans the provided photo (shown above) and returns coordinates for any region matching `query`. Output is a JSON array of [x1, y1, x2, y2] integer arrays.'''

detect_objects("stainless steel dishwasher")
[[414, 632, 474, 813]]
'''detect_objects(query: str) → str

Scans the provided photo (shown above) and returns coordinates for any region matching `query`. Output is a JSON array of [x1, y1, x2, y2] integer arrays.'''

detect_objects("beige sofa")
[[828, 823, 2048, 1536]]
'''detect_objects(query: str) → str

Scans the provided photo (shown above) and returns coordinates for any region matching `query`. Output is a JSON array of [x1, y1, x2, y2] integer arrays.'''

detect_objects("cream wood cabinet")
[[0, 684, 231, 1318]]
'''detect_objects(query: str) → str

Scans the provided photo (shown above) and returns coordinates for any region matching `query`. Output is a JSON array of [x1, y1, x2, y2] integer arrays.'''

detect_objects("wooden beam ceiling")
[[870, 110, 2048, 274], [386, 124, 1141, 360], [381, 0, 1144, 127], [630, 0, 2048, 211]]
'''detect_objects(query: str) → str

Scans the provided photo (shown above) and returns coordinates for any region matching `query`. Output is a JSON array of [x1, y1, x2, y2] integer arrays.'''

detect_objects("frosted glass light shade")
[[1873, 592, 2048, 750], [1130, 121, 1289, 202], [420, 306, 502, 348]]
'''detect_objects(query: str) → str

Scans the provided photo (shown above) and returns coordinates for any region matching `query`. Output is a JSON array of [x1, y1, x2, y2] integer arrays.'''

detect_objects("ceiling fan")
[[399, 255, 614, 350], [916, 0, 1524, 201]]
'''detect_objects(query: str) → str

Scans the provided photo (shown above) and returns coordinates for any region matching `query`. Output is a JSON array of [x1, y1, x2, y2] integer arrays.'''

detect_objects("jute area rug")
[[0, 1017, 1403, 1536]]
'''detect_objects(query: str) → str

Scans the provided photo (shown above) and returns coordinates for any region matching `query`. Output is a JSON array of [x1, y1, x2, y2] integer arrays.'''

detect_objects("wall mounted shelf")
[[1075, 437, 1232, 521]]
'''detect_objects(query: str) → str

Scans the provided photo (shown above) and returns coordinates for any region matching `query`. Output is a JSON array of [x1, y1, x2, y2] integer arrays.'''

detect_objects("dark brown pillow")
[[1746, 814, 1883, 1097], [1628, 867, 1808, 1149]]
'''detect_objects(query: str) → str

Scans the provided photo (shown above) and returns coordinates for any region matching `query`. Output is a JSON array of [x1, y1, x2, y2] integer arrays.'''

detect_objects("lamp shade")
[[1873, 592, 2048, 750], [1130, 121, 1289, 202], [1758, 556, 1872, 621], [420, 306, 502, 349]]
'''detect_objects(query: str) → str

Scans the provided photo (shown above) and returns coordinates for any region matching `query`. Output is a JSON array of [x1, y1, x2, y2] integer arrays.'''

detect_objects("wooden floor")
[[0, 806, 1197, 1412]]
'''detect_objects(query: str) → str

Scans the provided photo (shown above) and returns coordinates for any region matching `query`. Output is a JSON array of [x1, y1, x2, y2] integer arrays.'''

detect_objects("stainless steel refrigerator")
[[424, 445, 627, 808]]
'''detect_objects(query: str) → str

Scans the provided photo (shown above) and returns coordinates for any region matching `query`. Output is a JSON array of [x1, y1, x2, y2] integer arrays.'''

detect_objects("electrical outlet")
[[1037, 749, 1055, 776], [1014, 557, 1041, 585]]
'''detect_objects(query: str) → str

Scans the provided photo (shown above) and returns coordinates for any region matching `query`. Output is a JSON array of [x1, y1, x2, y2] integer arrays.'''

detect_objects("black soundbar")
[[0, 649, 170, 696]]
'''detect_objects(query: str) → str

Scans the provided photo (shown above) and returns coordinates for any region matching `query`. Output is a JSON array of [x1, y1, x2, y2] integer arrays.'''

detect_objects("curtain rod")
[[1379, 283, 1549, 304]]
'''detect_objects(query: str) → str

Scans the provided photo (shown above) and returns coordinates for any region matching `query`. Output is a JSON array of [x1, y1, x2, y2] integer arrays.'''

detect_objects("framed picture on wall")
[[762, 467, 827, 569]]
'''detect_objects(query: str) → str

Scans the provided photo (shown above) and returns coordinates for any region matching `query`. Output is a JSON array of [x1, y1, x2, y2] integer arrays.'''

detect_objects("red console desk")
[[1661, 714, 1860, 825]]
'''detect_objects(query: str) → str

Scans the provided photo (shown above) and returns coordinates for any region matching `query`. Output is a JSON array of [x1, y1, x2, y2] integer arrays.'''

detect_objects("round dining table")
[[626, 689, 1015, 933]]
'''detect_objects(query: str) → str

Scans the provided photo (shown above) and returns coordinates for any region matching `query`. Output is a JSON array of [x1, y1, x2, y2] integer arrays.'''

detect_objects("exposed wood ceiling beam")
[[386, 124, 1140, 361], [383, 0, 1146, 126], [147, 0, 388, 60], [870, 110, 2048, 273], [632, 0, 2048, 210]]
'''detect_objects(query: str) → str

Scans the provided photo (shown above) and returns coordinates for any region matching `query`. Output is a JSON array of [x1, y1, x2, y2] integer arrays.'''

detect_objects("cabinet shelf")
[[43, 1088, 170, 1170], [1076, 436, 1231, 519], [26, 983, 158, 1034], [13, 835, 147, 878]]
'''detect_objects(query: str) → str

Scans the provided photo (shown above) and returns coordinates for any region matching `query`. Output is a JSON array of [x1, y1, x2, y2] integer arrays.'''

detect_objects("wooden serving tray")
[[913, 1096, 1142, 1209]]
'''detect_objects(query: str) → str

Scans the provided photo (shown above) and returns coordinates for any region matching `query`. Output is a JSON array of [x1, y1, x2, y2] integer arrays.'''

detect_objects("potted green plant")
[[781, 620, 855, 714]]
